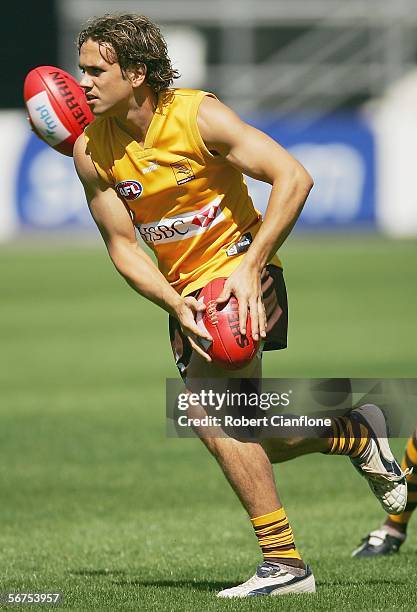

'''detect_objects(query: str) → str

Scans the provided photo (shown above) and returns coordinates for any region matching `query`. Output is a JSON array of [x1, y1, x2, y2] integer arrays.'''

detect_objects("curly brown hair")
[[77, 14, 179, 92]]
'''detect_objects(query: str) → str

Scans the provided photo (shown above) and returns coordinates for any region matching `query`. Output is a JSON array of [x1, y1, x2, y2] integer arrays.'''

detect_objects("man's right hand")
[[174, 296, 213, 362]]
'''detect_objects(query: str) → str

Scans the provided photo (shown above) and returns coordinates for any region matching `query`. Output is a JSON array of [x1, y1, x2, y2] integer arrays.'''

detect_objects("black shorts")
[[168, 265, 288, 379]]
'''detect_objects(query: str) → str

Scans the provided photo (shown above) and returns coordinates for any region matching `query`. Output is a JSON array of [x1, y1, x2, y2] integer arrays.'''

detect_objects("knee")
[[261, 437, 306, 463], [199, 434, 254, 459], [200, 435, 219, 456]]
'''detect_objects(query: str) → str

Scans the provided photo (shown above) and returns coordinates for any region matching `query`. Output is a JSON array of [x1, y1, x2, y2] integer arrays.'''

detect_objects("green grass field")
[[1, 235, 416, 610]]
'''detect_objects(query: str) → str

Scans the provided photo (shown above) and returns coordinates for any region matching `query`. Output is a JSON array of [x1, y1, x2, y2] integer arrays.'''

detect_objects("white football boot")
[[350, 404, 411, 514], [217, 561, 315, 597]]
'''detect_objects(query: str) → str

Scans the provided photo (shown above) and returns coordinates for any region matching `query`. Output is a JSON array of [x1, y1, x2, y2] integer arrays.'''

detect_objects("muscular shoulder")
[[73, 133, 97, 184], [73, 132, 111, 198], [197, 95, 249, 157]]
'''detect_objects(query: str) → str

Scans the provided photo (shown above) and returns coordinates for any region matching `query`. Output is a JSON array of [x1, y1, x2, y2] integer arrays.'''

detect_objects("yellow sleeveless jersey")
[[84, 88, 281, 296]]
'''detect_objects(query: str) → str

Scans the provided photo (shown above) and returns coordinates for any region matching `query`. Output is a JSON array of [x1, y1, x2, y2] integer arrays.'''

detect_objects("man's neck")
[[114, 87, 158, 145]]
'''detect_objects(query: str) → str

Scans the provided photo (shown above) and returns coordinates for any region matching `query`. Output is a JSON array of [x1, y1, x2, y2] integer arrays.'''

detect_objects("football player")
[[73, 13, 408, 597]]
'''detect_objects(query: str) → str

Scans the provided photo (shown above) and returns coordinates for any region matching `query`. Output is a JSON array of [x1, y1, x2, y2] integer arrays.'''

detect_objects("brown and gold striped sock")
[[324, 415, 370, 457], [251, 507, 305, 569], [385, 428, 417, 534]]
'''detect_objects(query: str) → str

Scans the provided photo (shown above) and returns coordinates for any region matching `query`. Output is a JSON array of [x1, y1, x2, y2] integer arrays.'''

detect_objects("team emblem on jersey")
[[170, 159, 195, 185], [115, 180, 143, 200]]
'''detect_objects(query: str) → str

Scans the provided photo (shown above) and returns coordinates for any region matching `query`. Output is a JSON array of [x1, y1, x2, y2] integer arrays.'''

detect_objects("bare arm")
[[198, 96, 313, 270], [73, 134, 212, 359], [197, 96, 314, 339]]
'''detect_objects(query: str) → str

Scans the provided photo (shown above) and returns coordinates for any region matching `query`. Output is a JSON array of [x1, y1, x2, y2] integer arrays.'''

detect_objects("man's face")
[[79, 38, 132, 117]]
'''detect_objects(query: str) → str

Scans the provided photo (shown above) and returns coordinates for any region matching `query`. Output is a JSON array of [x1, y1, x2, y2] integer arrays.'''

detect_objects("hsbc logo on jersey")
[[138, 196, 224, 244], [115, 180, 143, 200]]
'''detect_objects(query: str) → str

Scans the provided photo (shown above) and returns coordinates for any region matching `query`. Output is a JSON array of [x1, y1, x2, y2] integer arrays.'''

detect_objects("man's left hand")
[[215, 261, 267, 341]]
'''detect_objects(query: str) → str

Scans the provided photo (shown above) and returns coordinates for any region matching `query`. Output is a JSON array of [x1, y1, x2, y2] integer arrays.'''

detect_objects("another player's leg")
[[352, 428, 417, 557]]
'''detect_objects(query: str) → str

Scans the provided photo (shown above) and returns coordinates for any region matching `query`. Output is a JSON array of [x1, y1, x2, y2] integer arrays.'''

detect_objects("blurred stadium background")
[[3, 0, 417, 236], [1, 1, 416, 609]]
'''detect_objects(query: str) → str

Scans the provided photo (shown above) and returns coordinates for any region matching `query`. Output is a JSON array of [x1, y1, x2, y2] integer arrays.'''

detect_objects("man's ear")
[[126, 64, 147, 88]]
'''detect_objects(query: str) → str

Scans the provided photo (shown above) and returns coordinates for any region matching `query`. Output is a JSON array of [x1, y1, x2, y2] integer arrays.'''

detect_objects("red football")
[[196, 278, 260, 370], [23, 65, 94, 156]]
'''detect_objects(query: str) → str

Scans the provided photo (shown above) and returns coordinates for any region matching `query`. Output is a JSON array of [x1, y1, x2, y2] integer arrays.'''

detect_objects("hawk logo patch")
[[171, 159, 195, 185]]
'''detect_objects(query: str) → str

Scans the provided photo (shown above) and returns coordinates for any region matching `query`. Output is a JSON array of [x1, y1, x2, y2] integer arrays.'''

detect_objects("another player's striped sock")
[[251, 507, 305, 568], [324, 415, 370, 457], [385, 428, 417, 533]]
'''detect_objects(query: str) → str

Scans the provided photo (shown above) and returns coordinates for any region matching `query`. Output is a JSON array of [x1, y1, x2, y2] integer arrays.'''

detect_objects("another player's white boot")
[[217, 561, 315, 597], [350, 404, 411, 514]]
